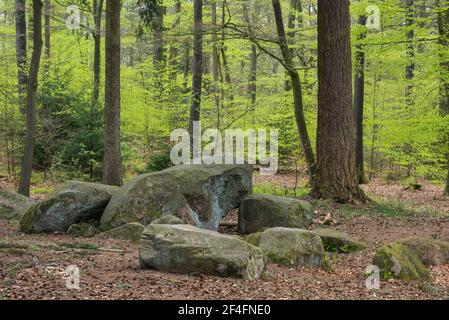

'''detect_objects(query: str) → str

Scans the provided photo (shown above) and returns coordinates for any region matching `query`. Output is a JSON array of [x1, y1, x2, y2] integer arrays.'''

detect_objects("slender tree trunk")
[[437, 0, 449, 195], [242, 3, 257, 114], [15, 0, 27, 113], [188, 0, 203, 145], [285, 0, 302, 91], [44, 0, 50, 60], [272, 0, 316, 185], [354, 15, 368, 184], [152, 1, 165, 68], [211, 0, 221, 129], [18, 0, 42, 196], [168, 1, 181, 81], [102, 0, 122, 186], [312, 0, 365, 202], [92, 0, 103, 106], [405, 0, 415, 107]]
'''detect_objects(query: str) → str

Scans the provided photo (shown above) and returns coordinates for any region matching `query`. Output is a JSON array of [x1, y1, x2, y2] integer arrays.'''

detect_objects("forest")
[[0, 0, 449, 301]]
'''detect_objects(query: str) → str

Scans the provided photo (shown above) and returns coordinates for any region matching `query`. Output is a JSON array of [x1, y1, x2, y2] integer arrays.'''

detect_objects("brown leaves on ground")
[[1, 173, 449, 300]]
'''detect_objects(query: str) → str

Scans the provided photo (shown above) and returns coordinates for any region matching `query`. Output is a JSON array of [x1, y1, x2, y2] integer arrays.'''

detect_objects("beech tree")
[[102, 0, 122, 186], [188, 0, 203, 146], [18, 0, 43, 196]]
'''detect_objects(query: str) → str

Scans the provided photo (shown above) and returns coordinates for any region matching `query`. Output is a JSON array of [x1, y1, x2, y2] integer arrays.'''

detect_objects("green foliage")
[[145, 151, 173, 173]]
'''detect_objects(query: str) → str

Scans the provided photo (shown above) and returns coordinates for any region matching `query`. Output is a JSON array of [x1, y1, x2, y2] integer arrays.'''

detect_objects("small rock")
[[67, 223, 98, 237]]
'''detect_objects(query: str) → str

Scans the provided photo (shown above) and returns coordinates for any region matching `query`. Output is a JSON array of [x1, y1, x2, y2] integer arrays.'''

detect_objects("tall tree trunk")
[[188, 0, 203, 146], [354, 15, 368, 184], [405, 0, 415, 107], [312, 0, 365, 203], [15, 0, 27, 113], [211, 0, 221, 129], [285, 0, 302, 91], [92, 0, 103, 106], [437, 0, 449, 195], [152, 0, 165, 68], [242, 3, 257, 117], [272, 0, 316, 185], [18, 0, 42, 196], [102, 0, 122, 186], [44, 0, 50, 60]]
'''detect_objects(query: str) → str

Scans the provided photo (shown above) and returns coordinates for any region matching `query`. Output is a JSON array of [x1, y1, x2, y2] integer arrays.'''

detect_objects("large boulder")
[[399, 238, 449, 266], [101, 165, 253, 231], [151, 215, 184, 225], [0, 188, 35, 220], [139, 224, 266, 280], [373, 242, 431, 282], [238, 194, 313, 235], [99, 222, 145, 242], [313, 228, 366, 253], [20, 181, 119, 233], [248, 227, 325, 268]]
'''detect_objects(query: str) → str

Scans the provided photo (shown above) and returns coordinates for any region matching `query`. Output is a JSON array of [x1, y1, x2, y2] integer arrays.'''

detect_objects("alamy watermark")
[[170, 122, 279, 175]]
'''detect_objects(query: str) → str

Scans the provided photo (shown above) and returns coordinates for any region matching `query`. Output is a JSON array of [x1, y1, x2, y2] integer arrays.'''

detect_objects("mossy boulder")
[[139, 224, 266, 280], [399, 238, 449, 266], [20, 181, 119, 233], [238, 194, 313, 235], [99, 222, 145, 242], [151, 215, 184, 225], [0, 188, 35, 220], [67, 223, 99, 237], [255, 227, 325, 268], [101, 165, 253, 231], [373, 242, 432, 282], [313, 228, 366, 253]]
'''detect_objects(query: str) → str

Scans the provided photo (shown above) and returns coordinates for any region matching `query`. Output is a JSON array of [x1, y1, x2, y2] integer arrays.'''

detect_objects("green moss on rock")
[[257, 227, 325, 268], [373, 242, 431, 282], [238, 194, 313, 235], [313, 228, 366, 253], [99, 223, 145, 242]]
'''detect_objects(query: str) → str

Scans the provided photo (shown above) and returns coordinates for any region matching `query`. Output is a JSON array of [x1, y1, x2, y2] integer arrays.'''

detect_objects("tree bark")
[[272, 0, 316, 185], [354, 15, 368, 184], [102, 0, 122, 186], [18, 0, 42, 196], [92, 0, 103, 106], [15, 0, 27, 114], [312, 0, 365, 203], [405, 0, 415, 107], [437, 0, 449, 195], [242, 3, 257, 113], [188, 0, 203, 145], [44, 0, 50, 60]]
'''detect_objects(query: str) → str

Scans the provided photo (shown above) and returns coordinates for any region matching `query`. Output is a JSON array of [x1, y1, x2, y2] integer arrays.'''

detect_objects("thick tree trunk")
[[15, 0, 27, 113], [312, 0, 365, 203], [102, 0, 122, 186], [272, 0, 316, 185], [354, 15, 368, 184], [18, 0, 42, 196], [188, 0, 203, 145]]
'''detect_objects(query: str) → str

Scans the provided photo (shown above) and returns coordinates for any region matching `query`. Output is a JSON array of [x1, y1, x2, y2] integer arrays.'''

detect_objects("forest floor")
[[1, 174, 449, 300]]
